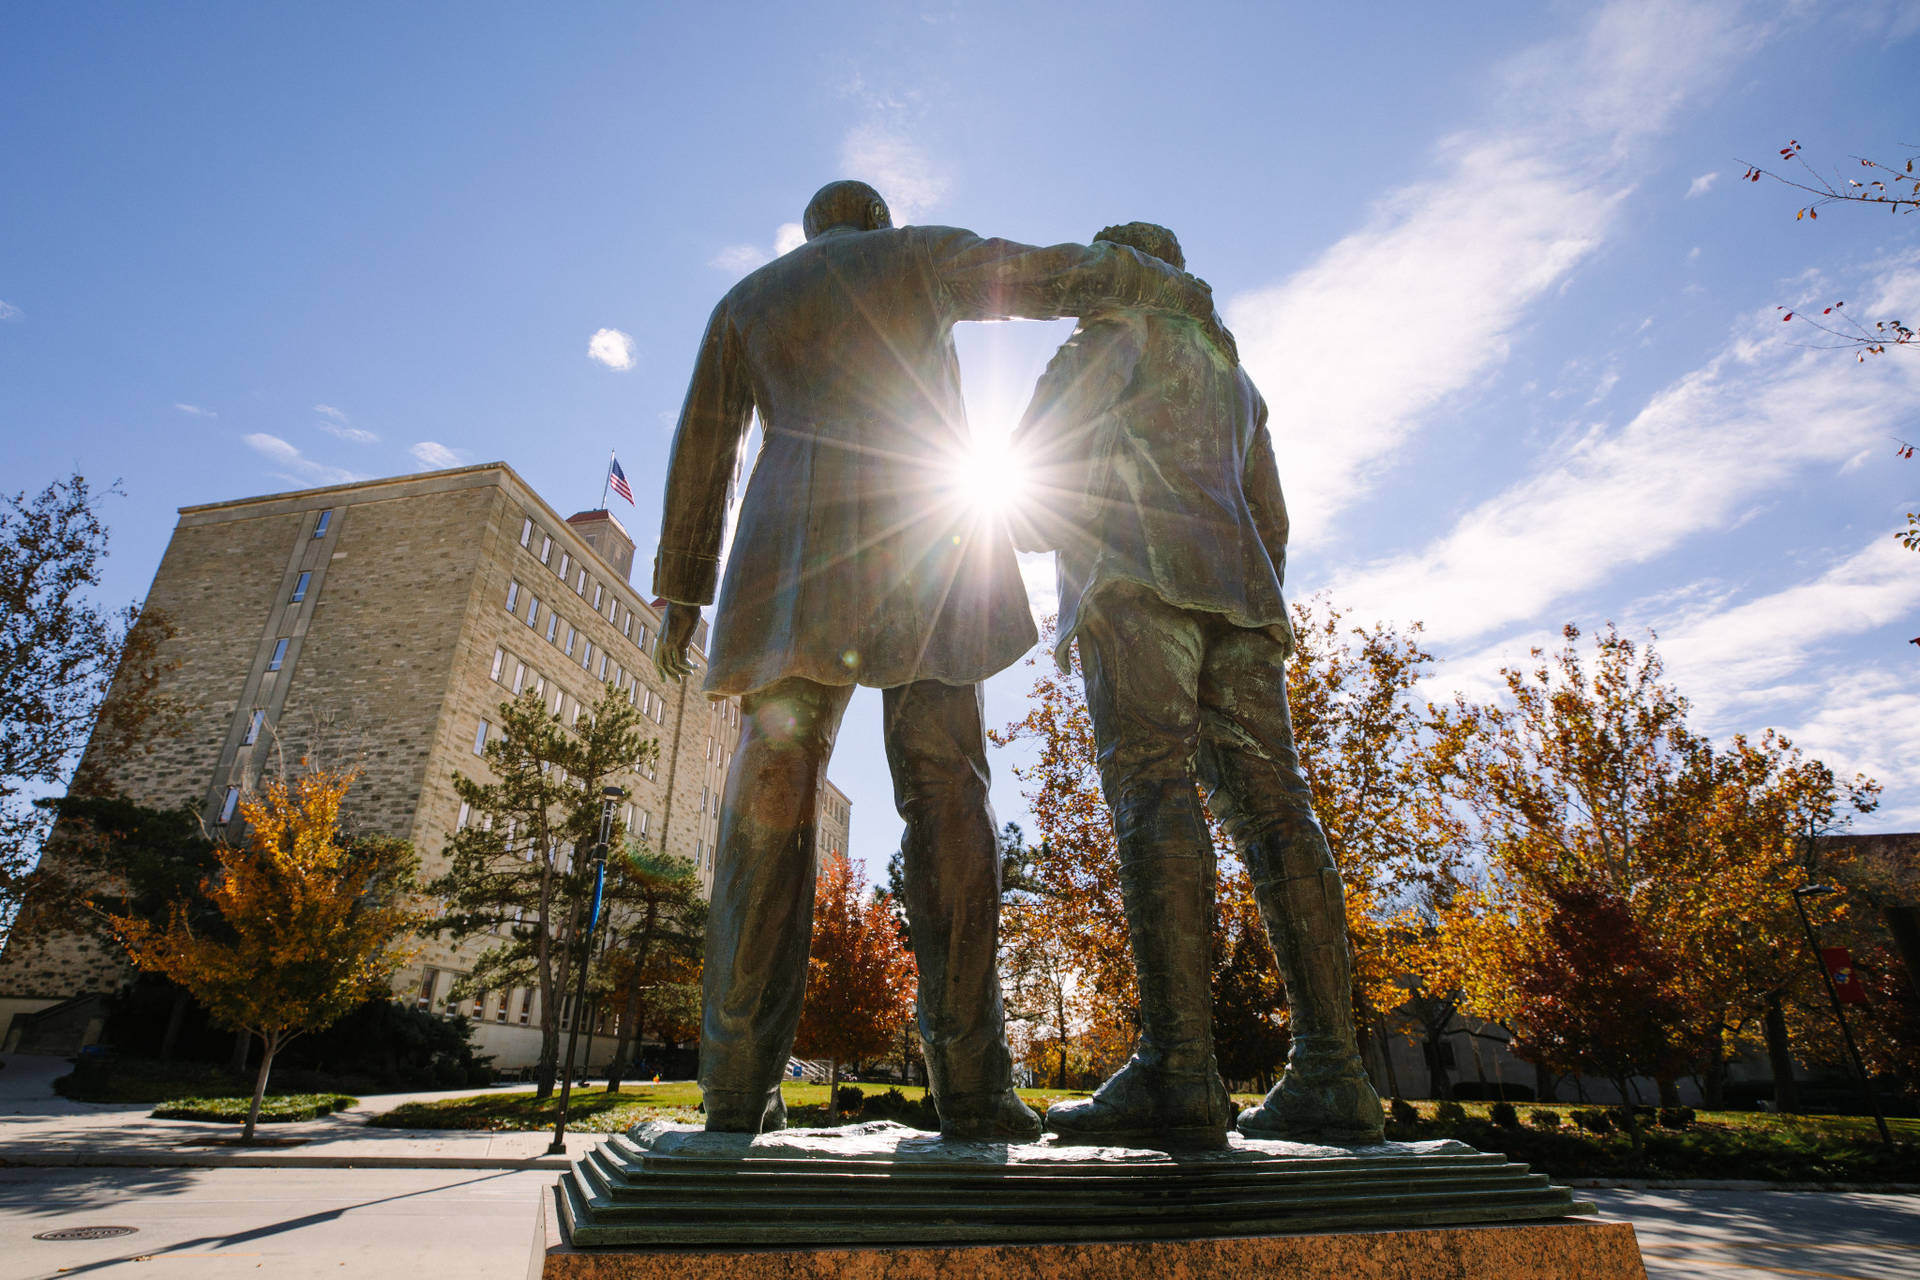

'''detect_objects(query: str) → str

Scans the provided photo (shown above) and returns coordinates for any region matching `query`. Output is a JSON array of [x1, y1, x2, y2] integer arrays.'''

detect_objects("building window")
[[622, 610, 632, 638], [546, 613, 559, 643], [267, 638, 289, 671], [551, 686, 564, 715], [474, 720, 490, 755], [695, 838, 704, 865], [219, 786, 240, 824], [581, 641, 593, 670], [519, 990, 533, 1024], [575, 569, 587, 595], [637, 809, 650, 836], [313, 509, 332, 538], [524, 597, 539, 629], [637, 624, 650, 653], [243, 708, 265, 745], [700, 785, 709, 815], [520, 517, 534, 548], [540, 534, 553, 564], [512, 662, 527, 694], [416, 969, 439, 1012], [290, 571, 312, 603], [491, 647, 506, 682], [497, 991, 510, 1022], [533, 674, 546, 698], [606, 596, 617, 623], [506, 580, 520, 612], [592, 584, 603, 609], [564, 626, 576, 657], [611, 662, 622, 687], [457, 802, 471, 829], [558, 551, 571, 579], [471, 991, 488, 1020]]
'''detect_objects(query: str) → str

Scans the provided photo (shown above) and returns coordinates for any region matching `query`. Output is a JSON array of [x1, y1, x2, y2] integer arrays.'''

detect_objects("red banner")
[[1822, 947, 1870, 1005]]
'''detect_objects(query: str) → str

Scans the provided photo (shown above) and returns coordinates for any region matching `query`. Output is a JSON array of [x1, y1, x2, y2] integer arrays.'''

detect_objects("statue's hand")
[[1272, 609, 1296, 663], [655, 602, 701, 682]]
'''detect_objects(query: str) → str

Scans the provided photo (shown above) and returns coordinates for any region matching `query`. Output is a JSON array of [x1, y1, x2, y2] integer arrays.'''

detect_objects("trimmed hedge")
[[152, 1093, 358, 1123]]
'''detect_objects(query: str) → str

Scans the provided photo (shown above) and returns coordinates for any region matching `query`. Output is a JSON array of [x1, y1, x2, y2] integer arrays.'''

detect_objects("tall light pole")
[[548, 785, 625, 1156], [1790, 882, 1892, 1146]]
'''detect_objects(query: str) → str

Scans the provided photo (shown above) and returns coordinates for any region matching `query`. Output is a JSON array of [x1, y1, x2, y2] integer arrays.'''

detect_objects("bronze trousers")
[[1076, 582, 1354, 1070], [697, 676, 1016, 1106]]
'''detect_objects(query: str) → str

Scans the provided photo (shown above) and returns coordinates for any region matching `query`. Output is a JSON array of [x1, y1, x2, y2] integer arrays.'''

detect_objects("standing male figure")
[[1012, 222, 1384, 1146], [652, 182, 1230, 1140]]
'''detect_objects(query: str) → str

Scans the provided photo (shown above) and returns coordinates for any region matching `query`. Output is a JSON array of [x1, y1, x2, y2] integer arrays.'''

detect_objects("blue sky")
[[3, 1, 1917, 874]]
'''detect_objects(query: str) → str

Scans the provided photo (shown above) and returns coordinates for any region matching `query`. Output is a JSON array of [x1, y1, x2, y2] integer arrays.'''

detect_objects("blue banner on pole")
[[589, 862, 606, 934]]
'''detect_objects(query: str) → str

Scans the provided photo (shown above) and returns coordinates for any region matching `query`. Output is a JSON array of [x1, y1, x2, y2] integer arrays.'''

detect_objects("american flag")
[[608, 456, 634, 505]]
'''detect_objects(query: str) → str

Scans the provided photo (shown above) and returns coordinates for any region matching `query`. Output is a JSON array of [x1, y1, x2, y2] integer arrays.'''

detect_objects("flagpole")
[[600, 449, 612, 510]]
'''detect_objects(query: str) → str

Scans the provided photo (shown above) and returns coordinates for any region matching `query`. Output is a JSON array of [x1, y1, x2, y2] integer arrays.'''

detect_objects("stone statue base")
[[532, 1121, 1644, 1276]]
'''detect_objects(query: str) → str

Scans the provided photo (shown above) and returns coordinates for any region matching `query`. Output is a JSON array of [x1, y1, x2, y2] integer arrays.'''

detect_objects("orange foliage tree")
[[794, 851, 916, 1114], [1435, 623, 1880, 1106], [107, 770, 424, 1139]]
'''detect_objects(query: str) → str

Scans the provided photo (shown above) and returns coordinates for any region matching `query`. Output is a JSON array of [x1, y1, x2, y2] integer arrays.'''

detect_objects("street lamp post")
[[548, 786, 625, 1157], [1790, 882, 1893, 1147]]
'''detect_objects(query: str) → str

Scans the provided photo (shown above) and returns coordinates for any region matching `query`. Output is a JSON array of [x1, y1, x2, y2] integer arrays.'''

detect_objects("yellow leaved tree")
[[108, 769, 425, 1140]]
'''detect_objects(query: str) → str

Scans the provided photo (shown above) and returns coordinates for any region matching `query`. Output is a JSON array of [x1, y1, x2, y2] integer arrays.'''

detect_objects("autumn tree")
[[107, 770, 423, 1140], [1, 475, 187, 932], [434, 681, 654, 1098], [794, 851, 916, 1115], [601, 844, 705, 1092], [1210, 862, 1287, 1091], [1437, 623, 1879, 1105], [1505, 881, 1693, 1164], [1283, 599, 1468, 1067]]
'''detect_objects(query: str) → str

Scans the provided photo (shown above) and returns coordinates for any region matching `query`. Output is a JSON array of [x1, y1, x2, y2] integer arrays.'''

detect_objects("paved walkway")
[[0, 1053, 596, 1169]]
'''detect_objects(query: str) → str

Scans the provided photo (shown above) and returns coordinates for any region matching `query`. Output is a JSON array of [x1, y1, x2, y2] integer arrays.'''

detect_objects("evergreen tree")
[[433, 681, 654, 1098]]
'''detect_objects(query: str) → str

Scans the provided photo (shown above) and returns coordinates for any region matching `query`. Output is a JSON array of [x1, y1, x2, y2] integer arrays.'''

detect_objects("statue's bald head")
[[804, 180, 892, 240], [1094, 222, 1185, 271]]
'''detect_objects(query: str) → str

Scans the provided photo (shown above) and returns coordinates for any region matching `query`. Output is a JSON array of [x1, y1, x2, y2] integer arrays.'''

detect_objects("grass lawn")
[[152, 1093, 359, 1123]]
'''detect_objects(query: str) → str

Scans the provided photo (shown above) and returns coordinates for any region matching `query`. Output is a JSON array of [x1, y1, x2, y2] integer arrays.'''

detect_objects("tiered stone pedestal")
[[531, 1121, 1647, 1279]]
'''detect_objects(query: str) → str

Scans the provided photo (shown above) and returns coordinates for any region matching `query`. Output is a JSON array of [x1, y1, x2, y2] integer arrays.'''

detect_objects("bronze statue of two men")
[[651, 179, 1383, 1148]]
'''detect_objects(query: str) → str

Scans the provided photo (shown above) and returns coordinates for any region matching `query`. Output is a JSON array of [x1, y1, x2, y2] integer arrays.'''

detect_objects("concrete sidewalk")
[[0, 1053, 600, 1170]]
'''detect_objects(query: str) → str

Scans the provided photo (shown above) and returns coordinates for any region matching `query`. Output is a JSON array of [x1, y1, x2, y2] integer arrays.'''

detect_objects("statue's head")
[[1093, 221, 1185, 271], [803, 180, 893, 240]]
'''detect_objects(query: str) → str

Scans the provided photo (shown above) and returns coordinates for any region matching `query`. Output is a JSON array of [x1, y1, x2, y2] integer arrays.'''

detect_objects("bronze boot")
[[1236, 844, 1384, 1144], [1048, 834, 1231, 1147], [702, 1086, 786, 1134]]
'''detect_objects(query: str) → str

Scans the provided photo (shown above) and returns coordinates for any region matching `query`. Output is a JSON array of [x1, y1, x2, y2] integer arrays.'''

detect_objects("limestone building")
[[0, 462, 852, 1066]]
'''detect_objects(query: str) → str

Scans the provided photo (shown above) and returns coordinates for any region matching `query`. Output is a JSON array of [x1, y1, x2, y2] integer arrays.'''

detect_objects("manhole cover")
[[33, 1226, 138, 1242]]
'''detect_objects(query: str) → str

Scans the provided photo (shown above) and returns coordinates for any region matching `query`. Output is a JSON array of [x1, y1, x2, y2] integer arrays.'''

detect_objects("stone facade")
[[0, 463, 851, 1068]]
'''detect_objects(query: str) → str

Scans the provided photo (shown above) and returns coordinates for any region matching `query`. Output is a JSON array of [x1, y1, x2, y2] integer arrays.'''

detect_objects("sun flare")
[[951, 433, 1030, 518]]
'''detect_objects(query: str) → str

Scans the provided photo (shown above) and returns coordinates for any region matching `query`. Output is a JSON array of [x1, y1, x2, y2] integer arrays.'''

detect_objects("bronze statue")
[[1011, 222, 1384, 1147], [652, 182, 1230, 1140]]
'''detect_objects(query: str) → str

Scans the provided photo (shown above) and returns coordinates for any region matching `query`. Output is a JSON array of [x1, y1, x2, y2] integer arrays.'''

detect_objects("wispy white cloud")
[[0, 299, 20, 321], [709, 223, 809, 276], [409, 441, 466, 469], [710, 244, 770, 274], [307, 402, 378, 443], [1658, 536, 1920, 711], [588, 327, 636, 371], [840, 123, 948, 225], [1226, 0, 1765, 544], [1686, 171, 1720, 198], [1333, 261, 1920, 648], [173, 403, 216, 418], [243, 433, 361, 486]]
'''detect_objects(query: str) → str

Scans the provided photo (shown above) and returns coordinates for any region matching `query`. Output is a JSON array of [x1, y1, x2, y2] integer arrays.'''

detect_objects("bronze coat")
[[653, 224, 1207, 697]]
